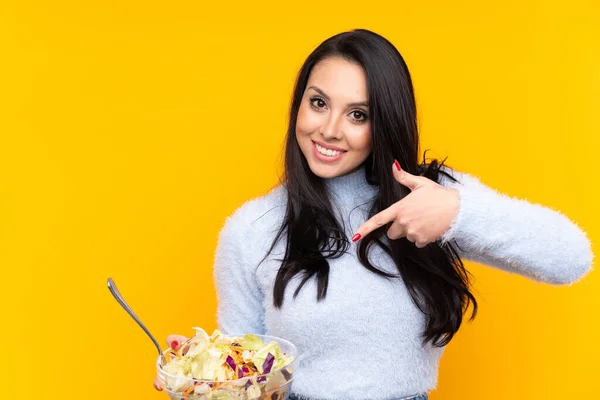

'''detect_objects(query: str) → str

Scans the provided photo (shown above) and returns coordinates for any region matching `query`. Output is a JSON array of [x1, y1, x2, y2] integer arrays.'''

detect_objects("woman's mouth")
[[312, 141, 347, 162]]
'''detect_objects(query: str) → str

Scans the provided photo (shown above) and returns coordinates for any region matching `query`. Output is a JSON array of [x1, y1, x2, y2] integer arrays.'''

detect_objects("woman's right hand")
[[153, 334, 189, 391]]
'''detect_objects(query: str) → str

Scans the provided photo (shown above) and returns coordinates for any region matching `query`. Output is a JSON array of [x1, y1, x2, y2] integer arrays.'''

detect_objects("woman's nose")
[[320, 113, 343, 140]]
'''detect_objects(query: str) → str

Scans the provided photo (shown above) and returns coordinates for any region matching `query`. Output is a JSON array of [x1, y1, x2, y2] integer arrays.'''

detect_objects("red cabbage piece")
[[262, 352, 275, 374], [225, 355, 236, 371], [280, 368, 291, 380], [237, 367, 244, 378]]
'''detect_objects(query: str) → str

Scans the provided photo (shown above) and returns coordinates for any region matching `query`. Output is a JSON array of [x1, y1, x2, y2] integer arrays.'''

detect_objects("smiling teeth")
[[315, 143, 343, 157]]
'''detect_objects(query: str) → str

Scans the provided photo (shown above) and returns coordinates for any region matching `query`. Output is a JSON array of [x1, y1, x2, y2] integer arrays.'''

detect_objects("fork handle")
[[107, 277, 163, 356]]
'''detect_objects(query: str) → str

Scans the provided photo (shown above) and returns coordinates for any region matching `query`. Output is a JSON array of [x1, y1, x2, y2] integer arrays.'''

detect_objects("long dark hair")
[[266, 29, 477, 347]]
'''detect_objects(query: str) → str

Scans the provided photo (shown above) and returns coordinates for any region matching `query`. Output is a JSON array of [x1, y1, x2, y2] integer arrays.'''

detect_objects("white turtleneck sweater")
[[212, 166, 593, 400]]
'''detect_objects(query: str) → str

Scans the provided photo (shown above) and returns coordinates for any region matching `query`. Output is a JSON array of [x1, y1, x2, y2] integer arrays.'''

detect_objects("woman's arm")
[[213, 211, 266, 335], [439, 170, 594, 285]]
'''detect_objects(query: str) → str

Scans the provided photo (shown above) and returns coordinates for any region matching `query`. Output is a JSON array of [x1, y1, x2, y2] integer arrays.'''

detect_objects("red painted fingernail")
[[351, 233, 362, 242], [171, 340, 179, 350], [394, 160, 401, 171]]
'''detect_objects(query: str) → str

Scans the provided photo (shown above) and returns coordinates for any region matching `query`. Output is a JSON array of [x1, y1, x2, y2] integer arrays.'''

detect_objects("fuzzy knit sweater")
[[213, 166, 593, 400]]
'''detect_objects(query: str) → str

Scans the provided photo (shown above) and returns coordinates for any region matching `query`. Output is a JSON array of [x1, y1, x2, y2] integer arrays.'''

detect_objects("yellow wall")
[[2, 1, 598, 398]]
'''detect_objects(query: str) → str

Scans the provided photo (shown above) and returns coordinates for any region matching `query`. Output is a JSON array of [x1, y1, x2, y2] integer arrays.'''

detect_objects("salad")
[[157, 327, 296, 400]]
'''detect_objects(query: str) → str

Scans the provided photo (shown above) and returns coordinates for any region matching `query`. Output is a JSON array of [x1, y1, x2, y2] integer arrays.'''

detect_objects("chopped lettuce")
[[240, 333, 263, 350]]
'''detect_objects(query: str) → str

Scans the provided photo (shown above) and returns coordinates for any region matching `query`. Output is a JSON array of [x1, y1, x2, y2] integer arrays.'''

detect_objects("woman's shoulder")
[[223, 184, 287, 233]]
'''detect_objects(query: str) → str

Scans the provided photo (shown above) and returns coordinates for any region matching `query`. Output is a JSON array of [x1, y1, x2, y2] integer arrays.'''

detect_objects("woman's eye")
[[310, 97, 326, 109], [351, 110, 368, 123]]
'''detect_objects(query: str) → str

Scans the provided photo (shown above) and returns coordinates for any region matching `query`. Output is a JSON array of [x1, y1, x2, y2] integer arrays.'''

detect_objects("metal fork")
[[107, 277, 166, 366]]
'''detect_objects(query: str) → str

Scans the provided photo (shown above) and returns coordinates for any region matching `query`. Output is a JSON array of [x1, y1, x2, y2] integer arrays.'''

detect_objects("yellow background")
[[1, 1, 599, 399]]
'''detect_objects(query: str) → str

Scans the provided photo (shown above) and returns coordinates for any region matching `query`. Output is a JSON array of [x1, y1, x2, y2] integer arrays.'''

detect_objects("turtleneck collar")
[[323, 165, 377, 209]]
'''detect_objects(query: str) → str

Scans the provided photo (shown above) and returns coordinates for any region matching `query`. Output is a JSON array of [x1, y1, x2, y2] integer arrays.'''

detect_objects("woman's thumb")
[[166, 334, 188, 350], [393, 160, 422, 191]]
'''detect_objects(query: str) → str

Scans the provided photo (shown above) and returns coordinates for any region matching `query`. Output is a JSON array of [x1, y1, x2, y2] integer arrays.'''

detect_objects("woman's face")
[[295, 57, 372, 179]]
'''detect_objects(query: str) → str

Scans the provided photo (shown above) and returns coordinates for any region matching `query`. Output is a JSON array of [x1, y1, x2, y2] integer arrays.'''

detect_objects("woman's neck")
[[323, 165, 376, 208]]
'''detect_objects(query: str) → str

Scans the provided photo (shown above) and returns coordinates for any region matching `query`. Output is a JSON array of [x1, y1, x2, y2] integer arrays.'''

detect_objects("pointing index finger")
[[352, 203, 399, 242]]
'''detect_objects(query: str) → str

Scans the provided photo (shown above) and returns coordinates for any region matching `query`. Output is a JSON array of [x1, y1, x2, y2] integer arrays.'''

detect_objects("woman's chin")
[[306, 160, 355, 179]]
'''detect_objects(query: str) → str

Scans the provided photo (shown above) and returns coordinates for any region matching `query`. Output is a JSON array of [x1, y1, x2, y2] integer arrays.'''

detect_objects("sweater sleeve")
[[438, 169, 594, 285], [213, 211, 266, 335]]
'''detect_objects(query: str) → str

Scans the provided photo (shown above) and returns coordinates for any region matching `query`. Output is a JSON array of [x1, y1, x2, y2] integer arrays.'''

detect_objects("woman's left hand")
[[352, 161, 460, 248]]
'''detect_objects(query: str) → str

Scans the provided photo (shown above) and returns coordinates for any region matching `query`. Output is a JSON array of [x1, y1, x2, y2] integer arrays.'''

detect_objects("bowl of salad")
[[156, 327, 298, 400]]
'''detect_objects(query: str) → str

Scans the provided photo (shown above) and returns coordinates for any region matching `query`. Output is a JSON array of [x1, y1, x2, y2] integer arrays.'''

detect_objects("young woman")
[[155, 29, 593, 400]]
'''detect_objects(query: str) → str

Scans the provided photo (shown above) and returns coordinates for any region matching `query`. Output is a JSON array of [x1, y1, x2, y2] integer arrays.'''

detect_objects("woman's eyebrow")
[[307, 86, 369, 107]]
